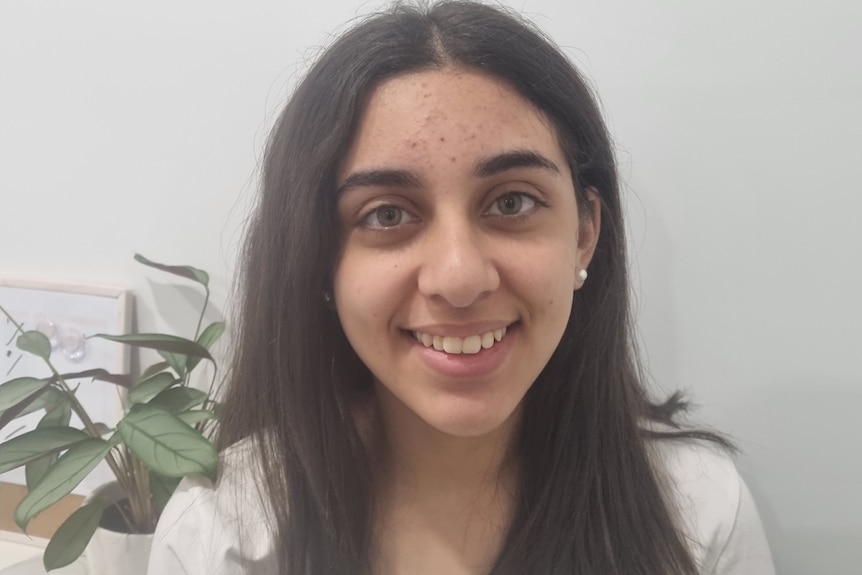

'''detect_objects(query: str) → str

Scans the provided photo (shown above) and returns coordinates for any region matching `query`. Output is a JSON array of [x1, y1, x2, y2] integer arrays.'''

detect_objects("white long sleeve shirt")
[[147, 439, 775, 574]]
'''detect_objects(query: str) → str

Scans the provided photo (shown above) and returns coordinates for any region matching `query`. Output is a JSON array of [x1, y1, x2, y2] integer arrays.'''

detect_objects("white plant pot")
[[85, 526, 152, 575], [82, 483, 152, 575]]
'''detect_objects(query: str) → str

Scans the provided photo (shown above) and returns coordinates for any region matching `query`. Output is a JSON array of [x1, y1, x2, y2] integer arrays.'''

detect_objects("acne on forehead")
[[377, 73, 533, 124], [345, 69, 565, 171]]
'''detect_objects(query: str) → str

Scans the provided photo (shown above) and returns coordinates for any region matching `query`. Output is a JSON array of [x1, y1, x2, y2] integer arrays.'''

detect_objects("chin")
[[422, 400, 521, 439]]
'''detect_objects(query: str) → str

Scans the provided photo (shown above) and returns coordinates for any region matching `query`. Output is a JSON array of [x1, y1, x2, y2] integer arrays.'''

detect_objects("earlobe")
[[575, 187, 601, 289]]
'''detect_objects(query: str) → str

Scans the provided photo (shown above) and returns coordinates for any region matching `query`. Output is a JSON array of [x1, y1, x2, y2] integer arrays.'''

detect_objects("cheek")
[[333, 249, 409, 331], [506, 240, 579, 300]]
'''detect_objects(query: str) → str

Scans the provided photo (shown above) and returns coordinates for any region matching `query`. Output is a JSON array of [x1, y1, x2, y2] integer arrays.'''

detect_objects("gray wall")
[[2, 1, 860, 572]]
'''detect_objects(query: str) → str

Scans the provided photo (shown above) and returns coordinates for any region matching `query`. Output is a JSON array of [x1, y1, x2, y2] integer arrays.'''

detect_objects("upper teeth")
[[412, 327, 507, 355]]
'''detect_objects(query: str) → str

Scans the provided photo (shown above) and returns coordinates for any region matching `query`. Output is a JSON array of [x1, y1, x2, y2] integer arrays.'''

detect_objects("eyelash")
[[485, 191, 545, 218], [356, 191, 546, 230], [359, 204, 420, 229]]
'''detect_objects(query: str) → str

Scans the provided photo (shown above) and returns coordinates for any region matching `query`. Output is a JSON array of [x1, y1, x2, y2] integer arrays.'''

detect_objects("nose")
[[416, 218, 500, 308]]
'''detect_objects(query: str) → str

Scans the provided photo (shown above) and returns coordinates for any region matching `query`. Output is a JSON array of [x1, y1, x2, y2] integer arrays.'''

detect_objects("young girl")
[[148, 2, 774, 573]]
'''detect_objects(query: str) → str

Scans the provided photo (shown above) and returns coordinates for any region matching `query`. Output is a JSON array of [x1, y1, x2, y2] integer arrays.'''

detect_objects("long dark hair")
[[218, 2, 729, 573]]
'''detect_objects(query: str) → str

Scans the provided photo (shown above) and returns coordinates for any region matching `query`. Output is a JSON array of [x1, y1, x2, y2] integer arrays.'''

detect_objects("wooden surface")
[[0, 481, 83, 539]]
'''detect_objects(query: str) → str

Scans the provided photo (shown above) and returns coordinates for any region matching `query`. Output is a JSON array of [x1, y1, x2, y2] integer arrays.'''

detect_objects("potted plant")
[[0, 254, 223, 573]]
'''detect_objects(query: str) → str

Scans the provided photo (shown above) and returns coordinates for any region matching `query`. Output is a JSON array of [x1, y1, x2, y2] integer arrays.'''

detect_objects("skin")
[[333, 68, 600, 574]]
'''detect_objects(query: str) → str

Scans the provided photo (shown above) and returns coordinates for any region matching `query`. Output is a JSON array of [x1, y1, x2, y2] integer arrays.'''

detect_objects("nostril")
[[417, 261, 500, 309]]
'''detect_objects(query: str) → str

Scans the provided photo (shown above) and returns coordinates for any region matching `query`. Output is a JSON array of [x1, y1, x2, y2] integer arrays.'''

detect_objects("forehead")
[[339, 68, 566, 176]]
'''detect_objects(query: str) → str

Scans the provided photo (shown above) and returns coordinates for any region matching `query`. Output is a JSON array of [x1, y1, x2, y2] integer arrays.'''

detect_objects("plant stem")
[[199, 366, 220, 437], [193, 286, 209, 342], [105, 450, 137, 531], [133, 453, 157, 530], [121, 447, 143, 532], [51, 369, 135, 496], [182, 286, 210, 389]]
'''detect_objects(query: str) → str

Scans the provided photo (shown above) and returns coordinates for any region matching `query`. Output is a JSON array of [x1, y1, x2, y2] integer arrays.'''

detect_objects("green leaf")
[[107, 430, 123, 447], [13, 387, 66, 415], [93, 333, 212, 359], [149, 387, 207, 412], [186, 321, 225, 372], [43, 498, 110, 570], [0, 377, 50, 412], [0, 426, 89, 474], [118, 404, 217, 478], [14, 437, 111, 530], [175, 409, 217, 427], [140, 361, 171, 380], [158, 350, 188, 378], [0, 371, 123, 428], [0, 387, 65, 430], [24, 453, 53, 491], [25, 403, 73, 489], [149, 472, 181, 513], [128, 372, 177, 405], [197, 321, 225, 350], [134, 253, 209, 287], [90, 422, 112, 437], [57, 368, 133, 389], [39, 402, 73, 428], [16, 331, 51, 360], [26, 387, 67, 411]]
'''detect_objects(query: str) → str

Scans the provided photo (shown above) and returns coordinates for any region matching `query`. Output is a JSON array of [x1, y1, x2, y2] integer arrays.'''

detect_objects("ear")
[[575, 187, 601, 288]]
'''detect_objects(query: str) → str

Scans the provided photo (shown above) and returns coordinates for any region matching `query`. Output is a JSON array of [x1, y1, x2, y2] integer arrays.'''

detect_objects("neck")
[[369, 386, 520, 497], [362, 386, 520, 574]]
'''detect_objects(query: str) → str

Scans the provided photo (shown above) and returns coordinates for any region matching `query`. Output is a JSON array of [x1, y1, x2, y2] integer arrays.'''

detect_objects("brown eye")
[[361, 204, 418, 229], [376, 206, 402, 226], [487, 192, 536, 217], [497, 194, 523, 215]]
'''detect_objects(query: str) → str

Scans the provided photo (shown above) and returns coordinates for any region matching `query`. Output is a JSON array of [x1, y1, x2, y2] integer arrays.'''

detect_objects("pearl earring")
[[322, 291, 335, 310], [578, 269, 588, 282]]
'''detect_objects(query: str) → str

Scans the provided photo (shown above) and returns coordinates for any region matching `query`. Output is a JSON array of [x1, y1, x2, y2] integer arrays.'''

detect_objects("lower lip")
[[409, 325, 517, 379]]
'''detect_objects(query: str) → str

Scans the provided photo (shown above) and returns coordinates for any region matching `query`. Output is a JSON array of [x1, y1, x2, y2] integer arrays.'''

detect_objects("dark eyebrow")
[[474, 150, 561, 178], [337, 150, 560, 196], [337, 169, 423, 196]]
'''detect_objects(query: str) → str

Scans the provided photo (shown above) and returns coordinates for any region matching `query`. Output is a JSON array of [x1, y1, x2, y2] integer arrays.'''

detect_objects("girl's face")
[[334, 68, 599, 439]]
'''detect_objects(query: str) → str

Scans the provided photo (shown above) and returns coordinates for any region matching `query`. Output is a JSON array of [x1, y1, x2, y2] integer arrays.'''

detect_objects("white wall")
[[1, 1, 859, 572]]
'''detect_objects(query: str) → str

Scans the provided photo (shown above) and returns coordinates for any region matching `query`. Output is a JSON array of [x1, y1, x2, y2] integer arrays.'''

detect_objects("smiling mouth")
[[411, 326, 509, 355]]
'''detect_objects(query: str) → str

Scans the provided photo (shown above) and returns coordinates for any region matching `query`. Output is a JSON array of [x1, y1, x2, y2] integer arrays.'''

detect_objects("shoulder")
[[652, 439, 741, 550], [147, 437, 278, 575], [650, 438, 775, 574]]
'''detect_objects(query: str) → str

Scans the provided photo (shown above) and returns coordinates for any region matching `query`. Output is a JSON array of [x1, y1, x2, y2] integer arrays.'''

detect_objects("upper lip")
[[405, 321, 515, 338]]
